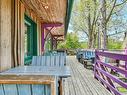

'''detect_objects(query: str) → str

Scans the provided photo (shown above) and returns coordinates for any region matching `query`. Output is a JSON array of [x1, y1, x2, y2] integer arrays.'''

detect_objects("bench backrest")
[[0, 75, 57, 95], [32, 56, 65, 66], [44, 51, 66, 56], [0, 84, 51, 95], [83, 51, 95, 59]]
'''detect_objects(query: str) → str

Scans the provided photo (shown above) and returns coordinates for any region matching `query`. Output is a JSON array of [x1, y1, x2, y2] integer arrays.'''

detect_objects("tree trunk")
[[122, 32, 127, 48], [93, 33, 97, 48], [101, 0, 107, 49], [87, 2, 92, 49], [88, 37, 93, 49]]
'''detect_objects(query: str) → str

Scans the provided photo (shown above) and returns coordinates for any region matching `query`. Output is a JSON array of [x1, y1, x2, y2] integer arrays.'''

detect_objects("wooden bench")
[[31, 55, 68, 95], [32, 56, 65, 66], [0, 75, 57, 95], [1, 66, 71, 95], [81, 51, 95, 69]]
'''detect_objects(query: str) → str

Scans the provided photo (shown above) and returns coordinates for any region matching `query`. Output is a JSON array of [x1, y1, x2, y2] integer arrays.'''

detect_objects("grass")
[[117, 87, 127, 93]]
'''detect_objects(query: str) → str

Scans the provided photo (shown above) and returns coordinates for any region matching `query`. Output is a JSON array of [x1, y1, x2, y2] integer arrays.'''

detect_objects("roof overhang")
[[21, 0, 73, 39]]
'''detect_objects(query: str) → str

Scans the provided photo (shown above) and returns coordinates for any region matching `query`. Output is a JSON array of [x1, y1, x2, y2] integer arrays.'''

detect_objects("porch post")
[[125, 62, 127, 77], [51, 35, 54, 50], [41, 24, 45, 53], [54, 39, 57, 50]]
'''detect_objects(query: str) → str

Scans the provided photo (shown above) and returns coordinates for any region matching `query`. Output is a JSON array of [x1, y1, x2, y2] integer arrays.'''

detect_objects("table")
[[1, 66, 71, 78], [1, 66, 71, 95]]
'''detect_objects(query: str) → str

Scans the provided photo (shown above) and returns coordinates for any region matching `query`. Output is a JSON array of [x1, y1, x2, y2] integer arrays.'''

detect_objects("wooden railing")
[[94, 50, 127, 95]]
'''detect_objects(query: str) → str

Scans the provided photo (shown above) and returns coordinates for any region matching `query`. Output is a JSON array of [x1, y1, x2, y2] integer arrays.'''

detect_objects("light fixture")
[[44, 6, 49, 9]]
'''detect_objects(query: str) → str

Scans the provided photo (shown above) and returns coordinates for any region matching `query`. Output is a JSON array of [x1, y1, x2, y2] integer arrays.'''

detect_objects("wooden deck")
[[63, 56, 113, 95]]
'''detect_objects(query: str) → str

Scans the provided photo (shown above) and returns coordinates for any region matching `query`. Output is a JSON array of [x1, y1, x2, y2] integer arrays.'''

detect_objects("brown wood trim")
[[60, 78, 63, 95], [0, 75, 55, 85], [51, 79, 57, 95]]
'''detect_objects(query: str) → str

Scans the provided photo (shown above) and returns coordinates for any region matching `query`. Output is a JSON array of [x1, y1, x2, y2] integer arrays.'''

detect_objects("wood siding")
[[0, 0, 42, 71], [0, 0, 12, 72]]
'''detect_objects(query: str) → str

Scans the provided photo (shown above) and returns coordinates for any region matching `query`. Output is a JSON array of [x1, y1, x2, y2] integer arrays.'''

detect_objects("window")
[[24, 15, 37, 65]]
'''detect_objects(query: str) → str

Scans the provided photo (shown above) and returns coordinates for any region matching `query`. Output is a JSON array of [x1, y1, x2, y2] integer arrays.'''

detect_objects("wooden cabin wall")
[[13, 0, 42, 65], [0, 0, 42, 71], [0, 0, 12, 72]]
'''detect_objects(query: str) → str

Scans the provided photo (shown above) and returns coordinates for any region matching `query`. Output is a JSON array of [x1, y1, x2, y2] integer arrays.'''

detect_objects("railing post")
[[94, 50, 97, 79], [125, 47, 127, 77], [125, 62, 127, 77], [41, 25, 45, 52]]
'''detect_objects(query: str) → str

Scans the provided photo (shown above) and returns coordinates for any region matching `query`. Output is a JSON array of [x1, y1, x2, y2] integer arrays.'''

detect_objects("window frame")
[[24, 15, 37, 64]]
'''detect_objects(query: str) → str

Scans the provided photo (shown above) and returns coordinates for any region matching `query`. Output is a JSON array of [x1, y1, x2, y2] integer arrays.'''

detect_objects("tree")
[[58, 33, 81, 49], [71, 0, 100, 48], [100, 0, 127, 49], [71, 0, 127, 49]]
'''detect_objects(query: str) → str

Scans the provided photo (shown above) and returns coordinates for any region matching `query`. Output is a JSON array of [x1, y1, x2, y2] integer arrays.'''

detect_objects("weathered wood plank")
[[64, 56, 113, 95], [32, 84, 45, 95], [0, 75, 56, 95], [32, 56, 65, 67], [0, 0, 12, 72], [45, 85, 51, 95], [3, 84, 18, 95], [18, 84, 31, 95], [0, 85, 4, 95]]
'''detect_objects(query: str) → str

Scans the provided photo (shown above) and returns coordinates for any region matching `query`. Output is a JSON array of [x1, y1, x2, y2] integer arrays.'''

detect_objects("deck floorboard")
[[63, 56, 113, 95]]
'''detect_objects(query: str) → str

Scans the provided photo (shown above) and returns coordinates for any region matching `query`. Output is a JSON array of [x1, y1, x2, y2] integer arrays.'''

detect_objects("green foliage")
[[107, 38, 122, 49], [80, 42, 88, 48], [117, 87, 127, 93], [58, 33, 82, 49], [71, 0, 127, 49]]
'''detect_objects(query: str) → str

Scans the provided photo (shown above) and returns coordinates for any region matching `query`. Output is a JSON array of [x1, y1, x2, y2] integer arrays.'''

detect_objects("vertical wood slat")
[[32, 55, 65, 67], [17, 0, 21, 66], [3, 84, 18, 95], [41, 56, 45, 66], [36, 56, 41, 66], [60, 56, 64, 66], [46, 56, 51, 66], [0, 84, 53, 95], [32, 56, 37, 66], [51, 56, 55, 66], [55, 56, 59, 66], [32, 85, 45, 95], [11, 0, 15, 67], [14, 0, 18, 67], [0, 85, 4, 95], [0, 72, 56, 95], [20, 2, 25, 66], [18, 84, 31, 95], [45, 85, 51, 95]]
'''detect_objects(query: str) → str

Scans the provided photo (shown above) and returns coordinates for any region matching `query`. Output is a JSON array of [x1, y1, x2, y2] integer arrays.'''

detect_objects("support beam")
[[52, 35, 63, 37], [43, 23, 62, 27], [41, 23, 62, 52]]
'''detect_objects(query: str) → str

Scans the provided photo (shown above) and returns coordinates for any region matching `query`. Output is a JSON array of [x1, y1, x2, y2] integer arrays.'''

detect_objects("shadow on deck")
[[63, 56, 112, 95]]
